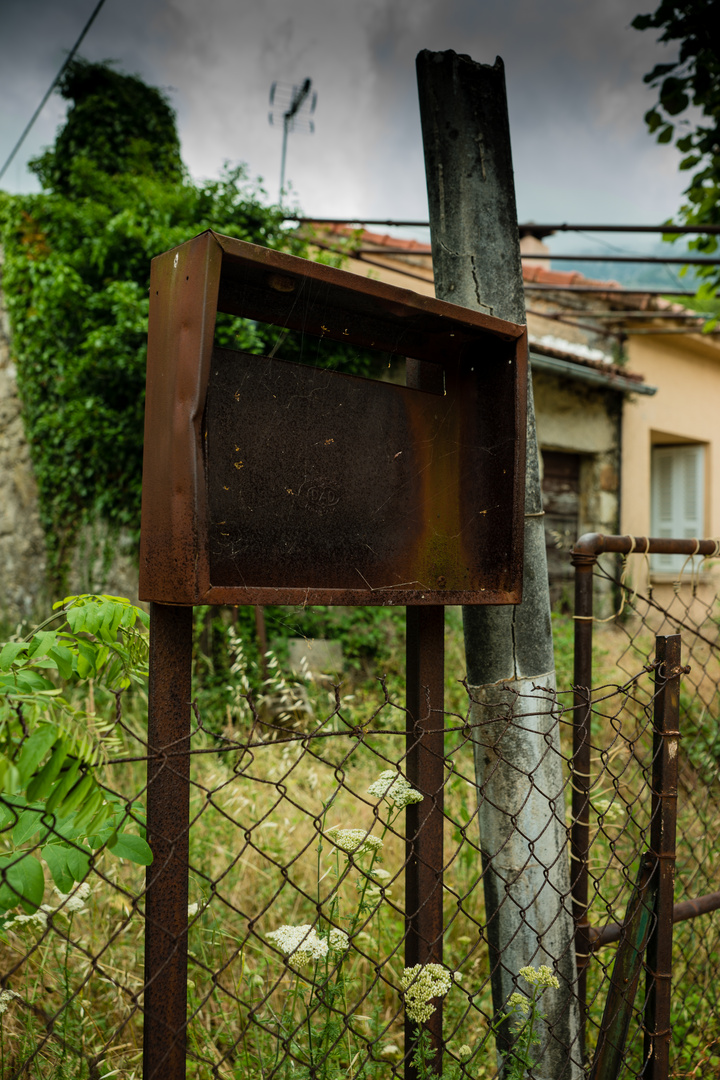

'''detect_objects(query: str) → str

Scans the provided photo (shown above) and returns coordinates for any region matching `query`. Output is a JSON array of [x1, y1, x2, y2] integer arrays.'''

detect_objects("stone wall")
[[0, 249, 140, 627], [0, 247, 47, 626]]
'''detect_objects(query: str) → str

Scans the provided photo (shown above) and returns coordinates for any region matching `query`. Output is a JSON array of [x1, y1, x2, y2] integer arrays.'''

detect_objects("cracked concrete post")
[[417, 50, 581, 1079]]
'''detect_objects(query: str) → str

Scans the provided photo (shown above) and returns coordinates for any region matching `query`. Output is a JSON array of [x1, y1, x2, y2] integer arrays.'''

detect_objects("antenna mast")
[[269, 78, 317, 204]]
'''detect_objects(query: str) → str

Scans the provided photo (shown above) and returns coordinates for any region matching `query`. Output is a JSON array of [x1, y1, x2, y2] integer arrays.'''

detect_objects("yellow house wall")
[[622, 332, 720, 605], [622, 333, 720, 537]]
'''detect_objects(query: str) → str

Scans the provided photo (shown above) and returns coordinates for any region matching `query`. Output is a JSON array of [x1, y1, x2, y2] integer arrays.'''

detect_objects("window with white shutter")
[[650, 444, 705, 572]]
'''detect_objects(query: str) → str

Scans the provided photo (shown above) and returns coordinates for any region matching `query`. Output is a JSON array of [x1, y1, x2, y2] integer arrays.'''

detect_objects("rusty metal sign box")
[[139, 230, 528, 607]]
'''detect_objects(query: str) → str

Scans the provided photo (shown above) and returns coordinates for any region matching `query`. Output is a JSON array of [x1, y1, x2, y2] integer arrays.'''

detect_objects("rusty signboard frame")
[[139, 229, 528, 607], [139, 230, 528, 1079]]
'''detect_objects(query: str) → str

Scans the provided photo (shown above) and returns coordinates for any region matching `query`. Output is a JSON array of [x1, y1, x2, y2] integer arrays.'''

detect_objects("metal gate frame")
[[572, 533, 720, 1077]]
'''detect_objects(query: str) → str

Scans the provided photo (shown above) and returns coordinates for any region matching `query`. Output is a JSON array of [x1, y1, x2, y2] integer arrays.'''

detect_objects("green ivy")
[[0, 163, 305, 580], [0, 60, 388, 584]]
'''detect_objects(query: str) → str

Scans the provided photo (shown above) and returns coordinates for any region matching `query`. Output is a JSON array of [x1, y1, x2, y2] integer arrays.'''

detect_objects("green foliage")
[[0, 60, 397, 582], [0, 595, 152, 918], [633, 0, 720, 308], [0, 59, 308, 579], [30, 58, 184, 194], [0, 162, 299, 576]]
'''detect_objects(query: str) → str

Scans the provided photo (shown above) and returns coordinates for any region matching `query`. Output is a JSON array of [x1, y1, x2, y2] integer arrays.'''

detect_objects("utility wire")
[[285, 216, 720, 235], [0, 0, 108, 183]]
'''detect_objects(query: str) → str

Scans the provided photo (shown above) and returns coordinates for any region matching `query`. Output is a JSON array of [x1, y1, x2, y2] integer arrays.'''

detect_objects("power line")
[[0, 0, 108, 183], [285, 216, 720, 236], [350, 247, 720, 266]]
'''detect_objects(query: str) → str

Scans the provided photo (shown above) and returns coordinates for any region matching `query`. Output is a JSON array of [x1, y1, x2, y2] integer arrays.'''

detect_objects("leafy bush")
[[0, 594, 151, 919]]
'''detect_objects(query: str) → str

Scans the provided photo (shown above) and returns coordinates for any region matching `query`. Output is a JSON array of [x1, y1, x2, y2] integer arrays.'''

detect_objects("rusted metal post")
[[143, 602, 193, 1080], [643, 634, 681, 1079], [404, 354, 445, 1079], [405, 601, 445, 1078], [570, 549, 596, 1052], [589, 853, 658, 1080]]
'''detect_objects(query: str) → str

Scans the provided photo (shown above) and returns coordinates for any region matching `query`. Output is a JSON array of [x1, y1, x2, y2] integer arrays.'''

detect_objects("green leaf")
[[12, 808, 45, 847], [0, 670, 55, 695], [16, 726, 58, 784], [46, 757, 82, 813], [59, 772, 94, 816], [75, 641, 98, 679], [27, 741, 70, 803], [657, 124, 674, 144], [0, 642, 29, 671], [28, 631, 59, 658], [644, 108, 663, 133], [108, 832, 153, 865], [48, 645, 74, 681], [0, 853, 45, 912], [1, 765, 21, 796], [86, 802, 114, 845], [73, 786, 104, 832], [41, 844, 74, 893], [65, 844, 91, 882]]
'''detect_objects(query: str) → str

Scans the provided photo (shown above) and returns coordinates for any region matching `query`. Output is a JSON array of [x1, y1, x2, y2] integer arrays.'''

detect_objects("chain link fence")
[[0, 557, 717, 1078]]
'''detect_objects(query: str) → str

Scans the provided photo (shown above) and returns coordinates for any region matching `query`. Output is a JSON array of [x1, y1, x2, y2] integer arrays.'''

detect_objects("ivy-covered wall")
[[0, 60, 374, 622], [0, 60, 311, 616]]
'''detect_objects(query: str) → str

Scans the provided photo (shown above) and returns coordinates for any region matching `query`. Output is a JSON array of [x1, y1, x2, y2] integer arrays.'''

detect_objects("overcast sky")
[[0, 0, 690, 256]]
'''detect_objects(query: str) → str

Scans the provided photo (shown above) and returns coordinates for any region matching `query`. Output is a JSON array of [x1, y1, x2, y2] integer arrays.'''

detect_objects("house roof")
[[305, 222, 655, 392]]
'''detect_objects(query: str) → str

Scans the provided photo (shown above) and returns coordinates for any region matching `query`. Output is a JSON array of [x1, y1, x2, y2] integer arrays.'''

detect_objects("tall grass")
[[1, 606, 719, 1077]]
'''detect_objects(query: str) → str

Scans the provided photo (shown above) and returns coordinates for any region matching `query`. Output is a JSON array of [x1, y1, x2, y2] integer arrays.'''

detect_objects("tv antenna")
[[269, 78, 317, 204]]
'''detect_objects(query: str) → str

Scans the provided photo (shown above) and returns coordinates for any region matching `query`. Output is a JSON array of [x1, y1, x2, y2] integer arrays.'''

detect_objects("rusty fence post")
[[571, 548, 596, 1054], [143, 602, 193, 1080], [405, 604, 445, 1080], [643, 634, 681, 1079], [588, 852, 658, 1080]]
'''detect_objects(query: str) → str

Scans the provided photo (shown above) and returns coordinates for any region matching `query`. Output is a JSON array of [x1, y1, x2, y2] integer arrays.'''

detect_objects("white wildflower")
[[379, 1044, 400, 1059], [0, 988, 19, 1014], [4, 910, 49, 930], [326, 827, 383, 857], [369, 868, 391, 882], [188, 903, 199, 917], [266, 924, 329, 967], [326, 928, 350, 952], [401, 963, 453, 1024], [54, 882, 91, 913], [457, 1045, 472, 1060], [519, 964, 559, 990], [452, 970, 463, 983], [367, 885, 392, 902], [367, 770, 423, 809], [507, 990, 530, 1015]]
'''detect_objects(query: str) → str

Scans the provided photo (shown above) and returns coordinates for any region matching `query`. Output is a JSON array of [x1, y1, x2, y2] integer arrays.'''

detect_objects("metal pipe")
[[588, 890, 720, 948], [573, 534, 720, 559], [143, 603, 193, 1080], [644, 635, 682, 1079], [571, 549, 596, 1055]]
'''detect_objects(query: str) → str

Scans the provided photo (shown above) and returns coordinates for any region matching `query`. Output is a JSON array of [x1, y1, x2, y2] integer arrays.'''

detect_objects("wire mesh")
[[588, 559, 720, 1078], [0, 609, 691, 1080]]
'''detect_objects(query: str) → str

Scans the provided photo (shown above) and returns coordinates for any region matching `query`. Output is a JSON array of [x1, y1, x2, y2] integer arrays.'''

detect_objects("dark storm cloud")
[[0, 0, 688, 230]]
